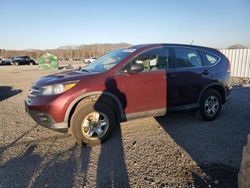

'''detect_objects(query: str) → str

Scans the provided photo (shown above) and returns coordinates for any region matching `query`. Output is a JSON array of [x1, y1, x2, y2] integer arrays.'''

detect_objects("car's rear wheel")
[[200, 89, 222, 121], [70, 99, 115, 146]]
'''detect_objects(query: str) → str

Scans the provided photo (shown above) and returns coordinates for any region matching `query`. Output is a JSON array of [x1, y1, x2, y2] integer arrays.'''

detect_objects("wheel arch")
[[199, 83, 226, 104], [64, 91, 125, 127]]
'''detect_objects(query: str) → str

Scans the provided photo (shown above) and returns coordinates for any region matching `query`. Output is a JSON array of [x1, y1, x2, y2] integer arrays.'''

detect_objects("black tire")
[[200, 89, 222, 121], [70, 99, 115, 146]]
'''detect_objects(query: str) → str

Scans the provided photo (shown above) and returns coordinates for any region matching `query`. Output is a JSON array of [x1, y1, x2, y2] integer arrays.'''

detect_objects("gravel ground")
[[0, 66, 250, 188]]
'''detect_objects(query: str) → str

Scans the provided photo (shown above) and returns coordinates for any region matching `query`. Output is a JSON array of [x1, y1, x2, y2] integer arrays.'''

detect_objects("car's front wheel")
[[70, 99, 115, 146], [200, 89, 222, 121]]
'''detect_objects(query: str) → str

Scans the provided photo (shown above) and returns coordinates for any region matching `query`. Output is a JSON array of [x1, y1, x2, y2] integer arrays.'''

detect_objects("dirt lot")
[[0, 66, 250, 188]]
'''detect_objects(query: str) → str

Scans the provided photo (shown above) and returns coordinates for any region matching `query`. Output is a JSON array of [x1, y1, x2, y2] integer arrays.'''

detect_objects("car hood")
[[33, 70, 99, 87]]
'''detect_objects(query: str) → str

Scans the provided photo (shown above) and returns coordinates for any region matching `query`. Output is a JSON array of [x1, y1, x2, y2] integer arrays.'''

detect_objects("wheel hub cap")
[[81, 112, 109, 140], [204, 95, 219, 116]]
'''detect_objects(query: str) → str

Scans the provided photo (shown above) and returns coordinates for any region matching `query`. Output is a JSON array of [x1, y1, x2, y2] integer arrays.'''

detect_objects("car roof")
[[128, 43, 220, 55]]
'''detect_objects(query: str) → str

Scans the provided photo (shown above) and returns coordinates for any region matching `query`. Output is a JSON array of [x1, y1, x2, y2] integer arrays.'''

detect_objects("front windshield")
[[82, 48, 136, 72]]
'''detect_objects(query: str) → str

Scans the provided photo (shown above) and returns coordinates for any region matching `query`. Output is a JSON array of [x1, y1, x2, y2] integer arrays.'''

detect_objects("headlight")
[[41, 81, 79, 96]]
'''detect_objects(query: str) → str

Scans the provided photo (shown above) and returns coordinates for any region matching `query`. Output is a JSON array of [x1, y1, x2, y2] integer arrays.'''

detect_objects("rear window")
[[200, 51, 219, 66], [205, 54, 218, 64]]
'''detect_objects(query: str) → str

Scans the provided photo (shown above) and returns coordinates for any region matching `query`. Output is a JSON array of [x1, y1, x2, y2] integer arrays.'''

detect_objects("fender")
[[198, 82, 226, 103], [64, 91, 125, 125]]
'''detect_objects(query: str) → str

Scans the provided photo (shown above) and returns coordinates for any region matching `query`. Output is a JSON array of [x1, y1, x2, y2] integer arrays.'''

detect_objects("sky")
[[0, 0, 249, 50]]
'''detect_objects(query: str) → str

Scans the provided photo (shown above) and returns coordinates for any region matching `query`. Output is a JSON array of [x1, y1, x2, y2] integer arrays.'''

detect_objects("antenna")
[[190, 40, 194, 45]]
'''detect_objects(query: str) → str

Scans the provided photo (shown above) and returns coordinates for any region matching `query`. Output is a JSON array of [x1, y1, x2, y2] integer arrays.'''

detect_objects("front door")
[[115, 47, 170, 115]]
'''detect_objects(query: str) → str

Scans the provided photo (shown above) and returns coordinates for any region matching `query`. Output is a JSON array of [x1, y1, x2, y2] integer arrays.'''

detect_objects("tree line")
[[0, 43, 131, 59]]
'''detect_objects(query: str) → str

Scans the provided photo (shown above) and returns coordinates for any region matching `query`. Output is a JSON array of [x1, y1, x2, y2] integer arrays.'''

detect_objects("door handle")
[[202, 70, 209, 75]]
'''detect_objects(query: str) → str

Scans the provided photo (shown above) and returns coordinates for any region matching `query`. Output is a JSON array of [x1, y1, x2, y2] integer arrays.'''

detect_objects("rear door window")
[[174, 47, 202, 68], [200, 51, 219, 66]]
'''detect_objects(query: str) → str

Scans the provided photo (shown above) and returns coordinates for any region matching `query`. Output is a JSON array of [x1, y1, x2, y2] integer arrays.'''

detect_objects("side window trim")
[[167, 47, 175, 70]]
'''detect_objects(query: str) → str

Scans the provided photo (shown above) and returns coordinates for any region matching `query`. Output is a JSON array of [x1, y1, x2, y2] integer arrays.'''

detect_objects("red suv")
[[25, 44, 231, 146]]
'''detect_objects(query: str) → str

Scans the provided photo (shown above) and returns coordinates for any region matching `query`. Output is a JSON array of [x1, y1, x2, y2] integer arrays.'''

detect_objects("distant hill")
[[57, 45, 80, 50], [54, 42, 132, 58], [227, 44, 247, 49], [58, 43, 131, 50]]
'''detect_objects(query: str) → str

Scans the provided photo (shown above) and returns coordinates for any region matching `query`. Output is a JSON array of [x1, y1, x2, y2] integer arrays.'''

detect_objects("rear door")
[[173, 47, 206, 106], [115, 47, 170, 115]]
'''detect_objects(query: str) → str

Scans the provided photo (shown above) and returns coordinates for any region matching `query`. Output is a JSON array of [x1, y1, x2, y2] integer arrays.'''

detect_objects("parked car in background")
[[12, 56, 36, 65], [0, 58, 14, 66], [25, 43, 231, 146], [84, 57, 97, 64]]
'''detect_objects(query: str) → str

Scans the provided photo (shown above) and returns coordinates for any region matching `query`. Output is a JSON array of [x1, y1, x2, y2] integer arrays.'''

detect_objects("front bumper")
[[25, 99, 68, 133]]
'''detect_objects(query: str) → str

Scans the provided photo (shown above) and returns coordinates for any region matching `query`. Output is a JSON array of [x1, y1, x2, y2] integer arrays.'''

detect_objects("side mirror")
[[130, 64, 144, 74]]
